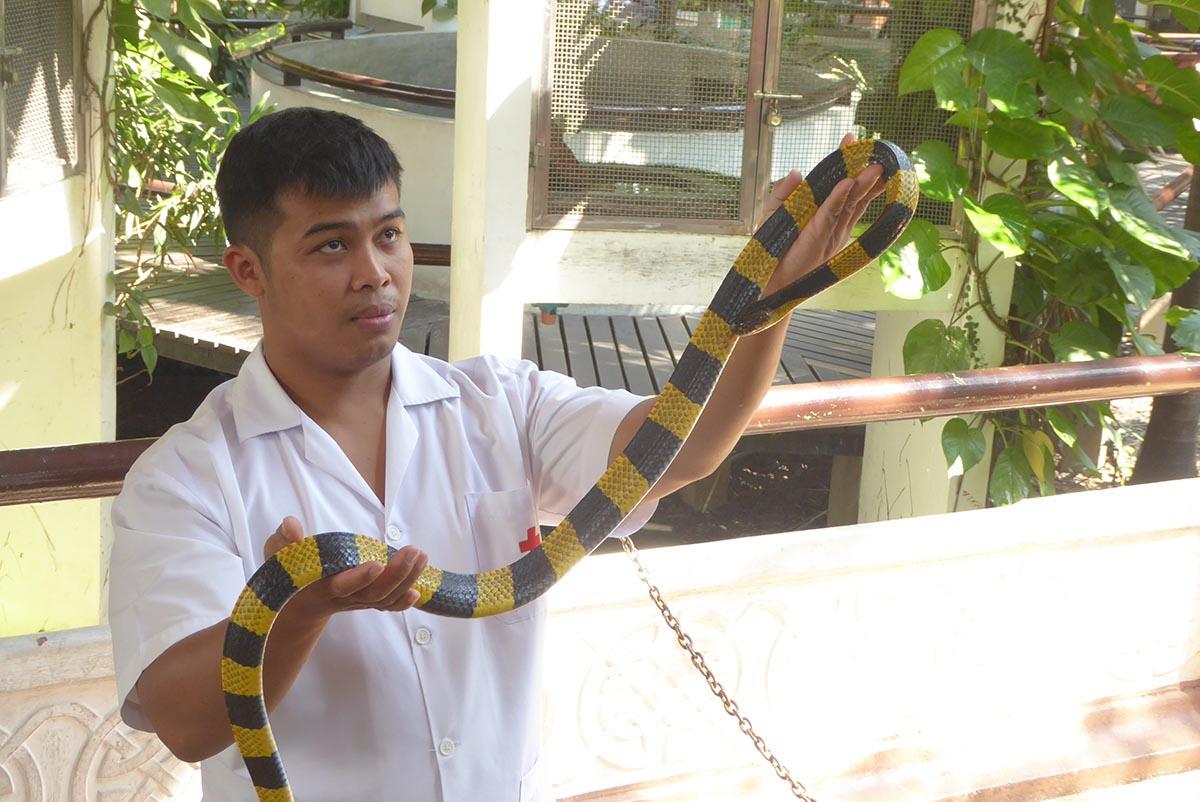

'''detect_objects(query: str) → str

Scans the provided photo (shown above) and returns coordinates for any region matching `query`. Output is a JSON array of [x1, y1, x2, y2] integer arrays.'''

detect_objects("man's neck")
[[262, 342, 393, 426]]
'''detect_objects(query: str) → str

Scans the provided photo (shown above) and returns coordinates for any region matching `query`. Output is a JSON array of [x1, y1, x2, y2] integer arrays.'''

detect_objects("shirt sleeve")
[[109, 452, 247, 732], [508, 360, 659, 537]]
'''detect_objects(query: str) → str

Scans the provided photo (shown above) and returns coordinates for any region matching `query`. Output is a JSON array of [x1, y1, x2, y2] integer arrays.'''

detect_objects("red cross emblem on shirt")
[[519, 526, 541, 553]]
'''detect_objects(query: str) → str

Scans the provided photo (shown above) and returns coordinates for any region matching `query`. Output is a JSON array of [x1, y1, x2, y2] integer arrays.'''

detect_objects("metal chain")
[[619, 536, 820, 802]]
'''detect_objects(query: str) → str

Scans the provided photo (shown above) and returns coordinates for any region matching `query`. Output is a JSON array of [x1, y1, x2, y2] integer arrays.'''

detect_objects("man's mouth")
[[351, 303, 397, 320], [351, 303, 399, 331]]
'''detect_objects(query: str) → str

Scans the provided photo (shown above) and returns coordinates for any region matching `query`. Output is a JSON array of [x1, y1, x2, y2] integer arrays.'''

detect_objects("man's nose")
[[351, 248, 391, 290]]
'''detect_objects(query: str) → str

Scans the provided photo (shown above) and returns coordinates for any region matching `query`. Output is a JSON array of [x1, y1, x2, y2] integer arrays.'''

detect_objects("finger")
[[326, 560, 385, 600], [849, 164, 884, 205], [346, 547, 422, 606], [757, 169, 805, 227], [382, 588, 421, 612], [263, 515, 305, 560], [840, 132, 854, 148], [374, 550, 428, 609]]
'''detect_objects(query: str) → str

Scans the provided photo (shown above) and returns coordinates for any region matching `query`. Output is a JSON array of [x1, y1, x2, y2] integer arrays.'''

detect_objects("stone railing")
[[4, 477, 1199, 800]]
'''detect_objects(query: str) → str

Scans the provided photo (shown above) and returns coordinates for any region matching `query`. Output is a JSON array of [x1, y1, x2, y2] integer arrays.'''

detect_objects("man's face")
[[254, 182, 413, 376]]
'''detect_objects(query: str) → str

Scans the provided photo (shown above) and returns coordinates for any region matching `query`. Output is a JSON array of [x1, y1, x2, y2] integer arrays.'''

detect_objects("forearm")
[[611, 310, 791, 501], [137, 596, 330, 762], [668, 311, 791, 481]]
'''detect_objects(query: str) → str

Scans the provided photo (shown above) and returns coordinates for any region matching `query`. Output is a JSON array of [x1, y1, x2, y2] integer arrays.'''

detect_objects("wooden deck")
[[116, 252, 875, 389]]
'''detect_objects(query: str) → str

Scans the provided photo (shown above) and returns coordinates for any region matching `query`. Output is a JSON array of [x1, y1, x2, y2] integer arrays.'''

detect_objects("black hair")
[[215, 107, 403, 259]]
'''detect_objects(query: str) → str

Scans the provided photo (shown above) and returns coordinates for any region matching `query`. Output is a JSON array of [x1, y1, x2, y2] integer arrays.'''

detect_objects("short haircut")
[[215, 107, 403, 259]]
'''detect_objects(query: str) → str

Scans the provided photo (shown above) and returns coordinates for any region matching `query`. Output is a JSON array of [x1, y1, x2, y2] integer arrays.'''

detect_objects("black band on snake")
[[222, 138, 918, 801]]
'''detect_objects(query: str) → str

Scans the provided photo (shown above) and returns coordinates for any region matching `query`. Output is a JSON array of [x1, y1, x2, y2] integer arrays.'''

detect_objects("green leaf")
[[932, 67, 975, 111], [899, 29, 965, 95], [1108, 185, 1191, 259], [1111, 226, 1197, 294], [986, 117, 1061, 159], [1022, 429, 1056, 485], [1033, 210, 1109, 251], [962, 195, 1030, 257], [966, 28, 1041, 83], [186, 0, 228, 23], [118, 328, 136, 353], [1130, 329, 1166, 356], [1052, 255, 1115, 305], [902, 319, 973, 374], [1142, 54, 1200, 119], [141, 343, 159, 375], [1100, 95, 1176, 146], [1047, 158, 1108, 217], [139, 0, 176, 19], [1105, 254, 1156, 309], [136, 324, 155, 347], [912, 140, 967, 202], [986, 75, 1040, 117], [878, 219, 952, 299], [1046, 407, 1078, 447], [1170, 307, 1200, 351], [1166, 305, 1199, 326], [1040, 61, 1096, 121], [1167, 114, 1200, 163], [173, 1, 216, 48], [1049, 320, 1117, 362], [151, 78, 221, 127], [989, 443, 1035, 506], [422, 0, 439, 15], [1102, 155, 1139, 186], [147, 24, 213, 77], [1088, 0, 1117, 25], [942, 417, 988, 477], [946, 108, 988, 130]]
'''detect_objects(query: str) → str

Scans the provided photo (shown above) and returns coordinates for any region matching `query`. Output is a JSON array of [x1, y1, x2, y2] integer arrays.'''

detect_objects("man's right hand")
[[265, 516, 429, 618]]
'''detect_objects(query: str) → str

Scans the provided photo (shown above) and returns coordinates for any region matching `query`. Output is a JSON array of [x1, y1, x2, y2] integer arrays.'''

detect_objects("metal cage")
[[1, 0, 81, 196], [532, 0, 985, 233]]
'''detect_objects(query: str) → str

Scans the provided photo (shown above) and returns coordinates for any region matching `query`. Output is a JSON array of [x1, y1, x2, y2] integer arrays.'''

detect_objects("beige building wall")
[[0, 0, 114, 636]]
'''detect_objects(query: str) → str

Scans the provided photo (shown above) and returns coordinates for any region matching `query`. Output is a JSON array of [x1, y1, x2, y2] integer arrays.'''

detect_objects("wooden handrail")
[[2, 354, 1197, 507]]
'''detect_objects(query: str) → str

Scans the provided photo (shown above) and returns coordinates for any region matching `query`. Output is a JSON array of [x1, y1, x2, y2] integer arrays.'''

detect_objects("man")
[[109, 107, 882, 801]]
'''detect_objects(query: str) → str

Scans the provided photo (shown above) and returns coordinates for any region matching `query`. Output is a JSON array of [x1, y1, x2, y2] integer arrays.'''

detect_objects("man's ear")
[[224, 243, 267, 298]]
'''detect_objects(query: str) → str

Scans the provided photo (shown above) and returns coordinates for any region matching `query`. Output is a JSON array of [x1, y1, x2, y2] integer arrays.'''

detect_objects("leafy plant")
[[878, 1, 1200, 505], [97, 1, 347, 375]]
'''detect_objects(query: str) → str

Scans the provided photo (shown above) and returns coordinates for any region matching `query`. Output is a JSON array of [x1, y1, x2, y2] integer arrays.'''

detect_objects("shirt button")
[[385, 525, 402, 544], [438, 738, 456, 757], [414, 627, 432, 646]]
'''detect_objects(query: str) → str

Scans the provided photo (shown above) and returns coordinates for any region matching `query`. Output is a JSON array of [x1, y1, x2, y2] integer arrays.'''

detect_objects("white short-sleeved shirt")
[[109, 343, 656, 802]]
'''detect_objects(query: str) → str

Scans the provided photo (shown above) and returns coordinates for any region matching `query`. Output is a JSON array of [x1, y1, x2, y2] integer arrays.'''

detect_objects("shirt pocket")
[[466, 486, 547, 625]]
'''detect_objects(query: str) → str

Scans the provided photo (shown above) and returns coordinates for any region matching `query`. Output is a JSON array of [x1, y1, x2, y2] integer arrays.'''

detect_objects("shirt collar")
[[231, 343, 459, 442]]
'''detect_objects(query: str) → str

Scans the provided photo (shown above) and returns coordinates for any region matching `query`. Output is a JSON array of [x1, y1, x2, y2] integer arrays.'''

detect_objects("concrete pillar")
[[447, 1, 543, 361], [858, 1, 1044, 522]]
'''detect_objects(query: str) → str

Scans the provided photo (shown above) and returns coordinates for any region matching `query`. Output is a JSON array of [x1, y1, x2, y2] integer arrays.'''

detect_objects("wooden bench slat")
[[535, 314, 571, 376], [561, 314, 598, 388], [610, 315, 656, 396], [586, 315, 627, 391], [634, 317, 675, 393]]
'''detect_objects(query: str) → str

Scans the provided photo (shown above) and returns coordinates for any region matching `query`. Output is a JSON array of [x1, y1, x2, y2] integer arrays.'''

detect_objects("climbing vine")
[[877, 0, 1200, 504], [98, 0, 344, 375]]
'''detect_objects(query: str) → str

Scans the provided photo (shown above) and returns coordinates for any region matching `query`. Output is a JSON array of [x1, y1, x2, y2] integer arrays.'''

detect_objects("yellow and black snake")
[[221, 138, 918, 801]]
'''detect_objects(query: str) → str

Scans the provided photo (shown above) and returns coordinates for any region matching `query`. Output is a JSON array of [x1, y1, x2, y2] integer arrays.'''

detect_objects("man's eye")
[[319, 239, 347, 253], [380, 227, 402, 243]]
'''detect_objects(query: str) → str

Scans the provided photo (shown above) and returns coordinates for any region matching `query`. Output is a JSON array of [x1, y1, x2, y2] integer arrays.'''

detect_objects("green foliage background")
[[874, 0, 1200, 505], [101, 0, 347, 374]]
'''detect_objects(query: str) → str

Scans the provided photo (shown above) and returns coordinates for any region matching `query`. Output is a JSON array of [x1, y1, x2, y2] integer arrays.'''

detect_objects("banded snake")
[[221, 138, 919, 801]]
